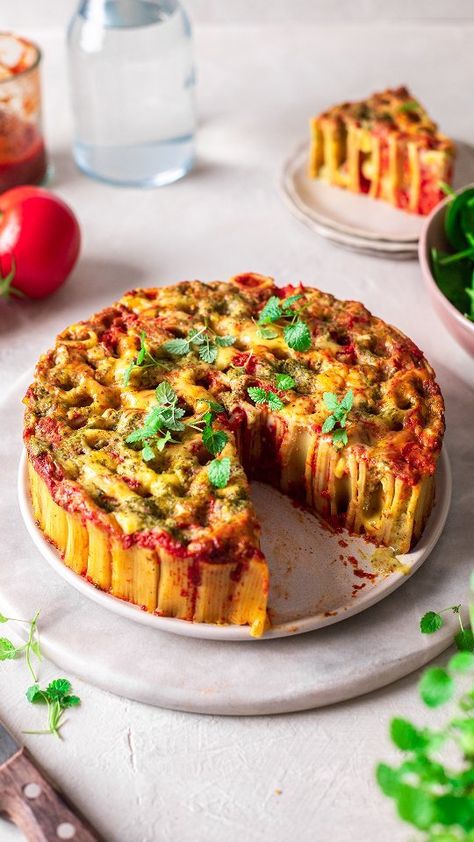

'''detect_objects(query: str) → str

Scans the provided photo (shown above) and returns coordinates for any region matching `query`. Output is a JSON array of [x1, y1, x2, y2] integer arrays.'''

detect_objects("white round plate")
[[18, 448, 451, 641], [280, 140, 474, 253]]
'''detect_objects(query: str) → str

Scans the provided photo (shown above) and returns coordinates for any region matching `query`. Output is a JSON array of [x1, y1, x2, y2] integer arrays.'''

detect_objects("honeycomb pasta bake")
[[23, 273, 445, 636], [309, 86, 455, 215]]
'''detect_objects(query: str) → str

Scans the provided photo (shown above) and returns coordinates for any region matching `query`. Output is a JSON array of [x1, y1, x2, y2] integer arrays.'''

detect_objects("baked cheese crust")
[[309, 86, 455, 215], [23, 273, 445, 635]]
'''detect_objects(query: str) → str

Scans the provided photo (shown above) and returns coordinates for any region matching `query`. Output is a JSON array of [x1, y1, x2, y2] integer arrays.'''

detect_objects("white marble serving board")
[[0, 372, 466, 715]]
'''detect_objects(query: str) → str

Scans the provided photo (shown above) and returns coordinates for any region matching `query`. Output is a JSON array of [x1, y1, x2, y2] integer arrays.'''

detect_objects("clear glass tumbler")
[[0, 33, 48, 193], [67, 0, 196, 187]]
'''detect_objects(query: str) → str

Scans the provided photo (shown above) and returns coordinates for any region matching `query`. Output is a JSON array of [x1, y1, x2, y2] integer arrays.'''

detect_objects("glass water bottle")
[[67, 0, 196, 187]]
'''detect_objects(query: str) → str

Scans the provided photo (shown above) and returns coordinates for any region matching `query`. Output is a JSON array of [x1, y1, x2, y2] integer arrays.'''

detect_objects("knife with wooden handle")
[[0, 718, 102, 841]]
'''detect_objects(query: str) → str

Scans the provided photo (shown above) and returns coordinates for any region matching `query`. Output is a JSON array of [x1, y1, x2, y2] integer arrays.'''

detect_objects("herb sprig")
[[123, 331, 165, 386], [377, 650, 474, 838], [163, 326, 235, 364], [420, 605, 474, 652], [257, 294, 312, 352], [0, 610, 80, 740], [247, 387, 284, 411], [125, 386, 231, 487], [25, 678, 81, 740], [125, 381, 185, 460], [322, 390, 353, 449], [0, 610, 42, 682]]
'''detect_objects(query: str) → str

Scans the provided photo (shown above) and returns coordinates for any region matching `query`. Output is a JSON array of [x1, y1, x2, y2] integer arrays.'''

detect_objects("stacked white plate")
[[280, 140, 474, 258]]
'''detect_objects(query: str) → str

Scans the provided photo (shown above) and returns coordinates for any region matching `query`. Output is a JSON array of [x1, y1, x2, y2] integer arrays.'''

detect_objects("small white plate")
[[281, 140, 474, 255], [18, 449, 451, 641]]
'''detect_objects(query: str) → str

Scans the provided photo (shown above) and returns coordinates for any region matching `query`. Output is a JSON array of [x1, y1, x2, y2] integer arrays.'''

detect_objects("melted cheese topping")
[[24, 273, 444, 559]]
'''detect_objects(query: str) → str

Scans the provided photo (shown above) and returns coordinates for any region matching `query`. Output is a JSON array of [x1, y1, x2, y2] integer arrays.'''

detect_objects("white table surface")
[[1, 20, 473, 842]]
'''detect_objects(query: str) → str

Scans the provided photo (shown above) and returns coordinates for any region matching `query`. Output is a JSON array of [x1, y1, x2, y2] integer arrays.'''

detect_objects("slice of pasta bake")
[[309, 86, 455, 215], [23, 274, 445, 636]]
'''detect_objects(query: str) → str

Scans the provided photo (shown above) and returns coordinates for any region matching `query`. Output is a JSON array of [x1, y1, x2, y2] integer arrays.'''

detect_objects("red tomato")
[[0, 186, 81, 300]]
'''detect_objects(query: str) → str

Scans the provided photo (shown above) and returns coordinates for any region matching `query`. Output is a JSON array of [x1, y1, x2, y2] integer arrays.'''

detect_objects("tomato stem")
[[0, 256, 26, 300]]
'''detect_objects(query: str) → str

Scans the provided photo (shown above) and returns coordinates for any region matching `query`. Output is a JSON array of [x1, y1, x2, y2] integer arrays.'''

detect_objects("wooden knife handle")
[[0, 747, 102, 841]]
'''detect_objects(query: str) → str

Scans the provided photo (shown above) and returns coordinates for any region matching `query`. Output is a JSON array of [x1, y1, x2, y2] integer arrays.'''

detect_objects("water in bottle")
[[67, 0, 196, 186]]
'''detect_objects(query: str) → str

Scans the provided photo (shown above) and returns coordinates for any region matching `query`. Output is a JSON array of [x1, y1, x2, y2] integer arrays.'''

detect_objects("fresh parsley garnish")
[[163, 326, 235, 364], [123, 331, 164, 386], [247, 386, 284, 411], [322, 390, 353, 449], [208, 457, 231, 489], [24, 678, 81, 739], [125, 382, 184, 460], [257, 294, 312, 352], [0, 610, 41, 682], [275, 373, 296, 391]]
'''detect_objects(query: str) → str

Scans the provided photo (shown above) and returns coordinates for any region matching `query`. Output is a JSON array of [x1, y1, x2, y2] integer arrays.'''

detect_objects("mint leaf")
[[449, 651, 474, 672], [208, 457, 231, 489], [390, 718, 427, 752], [397, 784, 435, 830], [376, 763, 400, 798], [275, 373, 295, 391], [256, 326, 279, 340], [281, 294, 303, 310], [340, 390, 354, 412], [0, 613, 8, 624], [323, 392, 340, 412], [419, 667, 454, 708], [155, 382, 177, 405], [162, 338, 190, 356], [247, 387, 268, 404], [420, 611, 444, 634], [142, 445, 155, 461], [0, 638, 16, 660], [322, 415, 337, 433], [258, 296, 282, 325], [202, 427, 228, 456], [332, 427, 348, 448], [215, 335, 235, 347], [266, 391, 284, 411], [455, 628, 474, 652], [284, 320, 311, 352], [198, 342, 218, 364]]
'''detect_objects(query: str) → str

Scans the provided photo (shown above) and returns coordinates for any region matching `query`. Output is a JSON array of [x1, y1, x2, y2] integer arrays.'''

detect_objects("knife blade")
[[0, 717, 102, 841], [0, 719, 20, 765]]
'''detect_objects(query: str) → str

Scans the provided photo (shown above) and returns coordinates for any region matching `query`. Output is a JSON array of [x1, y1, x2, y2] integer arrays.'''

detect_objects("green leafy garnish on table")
[[377, 650, 474, 838], [247, 386, 284, 411], [163, 325, 235, 364], [257, 294, 312, 352], [322, 390, 353, 449], [430, 186, 474, 322], [420, 605, 474, 652], [123, 331, 165, 386], [24, 678, 81, 740], [0, 610, 41, 682]]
